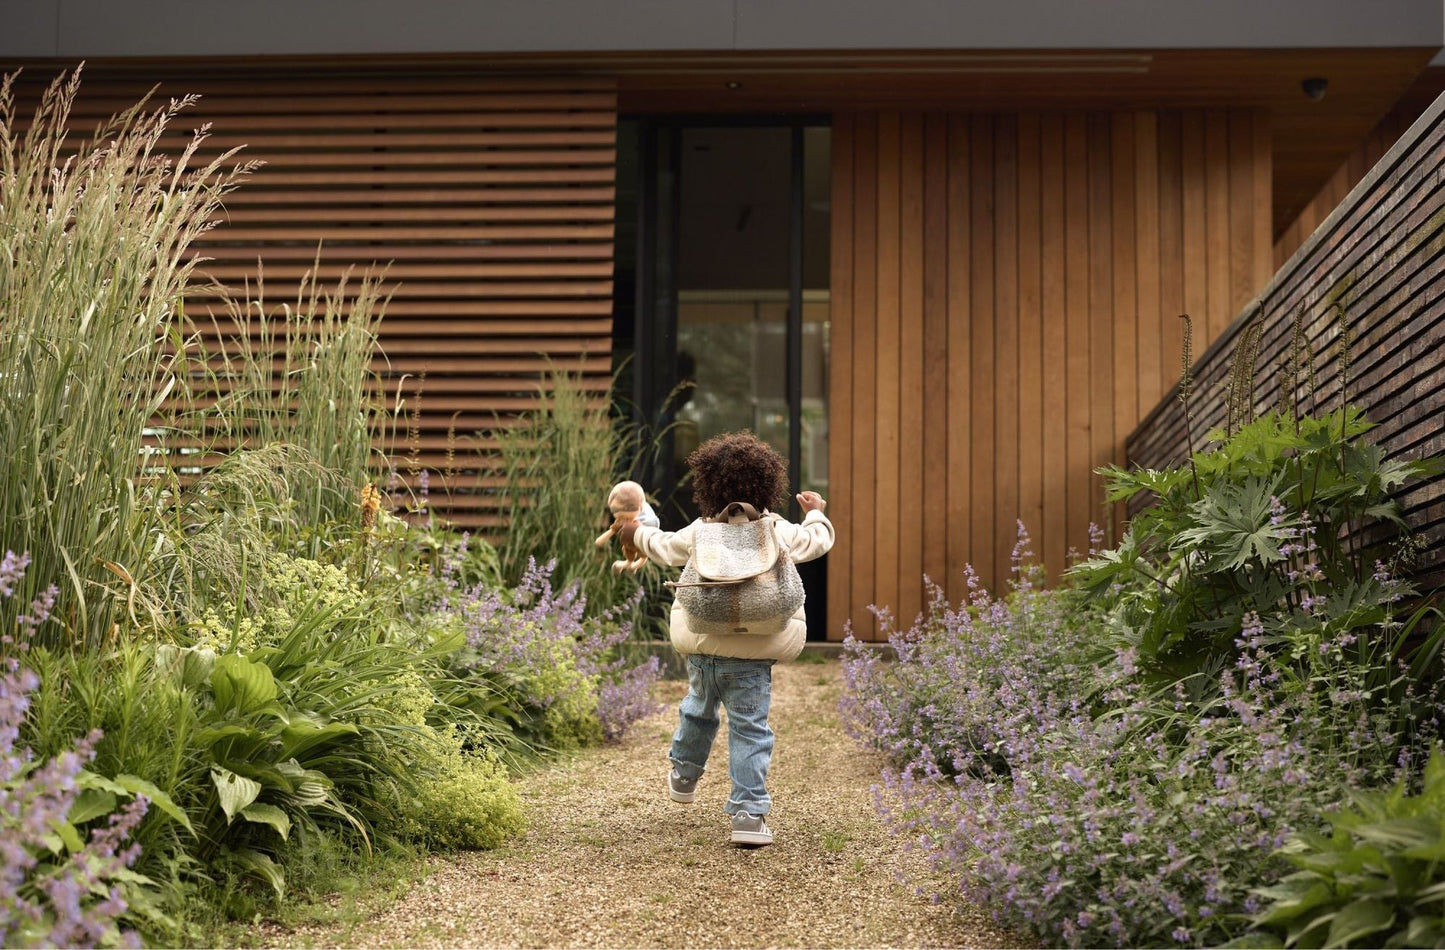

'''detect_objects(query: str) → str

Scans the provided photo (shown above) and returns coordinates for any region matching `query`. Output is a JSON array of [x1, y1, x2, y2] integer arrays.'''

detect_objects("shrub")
[[1074, 407, 1440, 692], [439, 558, 660, 753], [842, 525, 1444, 948], [1242, 749, 1445, 949], [406, 748, 525, 851]]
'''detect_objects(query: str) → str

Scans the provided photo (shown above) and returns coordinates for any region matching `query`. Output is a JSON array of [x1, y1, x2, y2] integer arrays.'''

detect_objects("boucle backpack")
[[665, 502, 806, 636]]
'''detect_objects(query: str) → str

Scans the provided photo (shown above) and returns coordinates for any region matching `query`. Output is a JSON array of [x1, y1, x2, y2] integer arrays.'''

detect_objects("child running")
[[620, 430, 834, 847]]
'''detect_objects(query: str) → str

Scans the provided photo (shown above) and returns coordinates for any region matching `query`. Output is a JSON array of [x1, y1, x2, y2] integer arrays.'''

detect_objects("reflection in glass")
[[668, 126, 831, 518]]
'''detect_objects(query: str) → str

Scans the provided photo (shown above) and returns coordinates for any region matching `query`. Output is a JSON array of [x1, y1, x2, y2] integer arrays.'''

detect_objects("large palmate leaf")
[[1174, 476, 1291, 572]]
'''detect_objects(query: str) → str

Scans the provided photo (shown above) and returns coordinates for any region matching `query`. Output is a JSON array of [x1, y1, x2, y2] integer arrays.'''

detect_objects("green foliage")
[[0, 69, 252, 647], [184, 263, 393, 549], [1073, 407, 1440, 688], [490, 367, 670, 641], [1243, 750, 1445, 949], [2, 70, 649, 946], [405, 749, 525, 851]]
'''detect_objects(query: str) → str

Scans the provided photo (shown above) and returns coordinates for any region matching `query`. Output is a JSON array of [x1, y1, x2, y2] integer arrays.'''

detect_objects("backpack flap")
[[692, 519, 780, 583]]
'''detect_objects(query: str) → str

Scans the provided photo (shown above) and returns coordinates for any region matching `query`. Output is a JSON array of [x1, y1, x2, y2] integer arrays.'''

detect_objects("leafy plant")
[[436, 558, 660, 755], [1073, 407, 1440, 689], [1243, 749, 1445, 949], [0, 559, 161, 948], [842, 525, 1445, 948]]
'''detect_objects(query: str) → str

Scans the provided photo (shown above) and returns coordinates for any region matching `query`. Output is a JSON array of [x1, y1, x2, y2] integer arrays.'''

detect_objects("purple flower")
[[0, 657, 147, 947], [838, 517, 1442, 950]]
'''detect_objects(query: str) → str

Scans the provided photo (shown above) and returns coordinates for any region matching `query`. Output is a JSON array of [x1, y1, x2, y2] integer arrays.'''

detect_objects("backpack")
[[666, 502, 806, 636]]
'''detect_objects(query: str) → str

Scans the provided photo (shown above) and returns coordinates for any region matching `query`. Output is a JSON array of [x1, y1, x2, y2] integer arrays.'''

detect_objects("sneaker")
[[668, 770, 698, 803], [730, 812, 773, 847]]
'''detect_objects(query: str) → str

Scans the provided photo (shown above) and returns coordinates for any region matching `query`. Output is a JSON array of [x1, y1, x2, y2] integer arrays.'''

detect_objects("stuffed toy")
[[594, 480, 660, 573]]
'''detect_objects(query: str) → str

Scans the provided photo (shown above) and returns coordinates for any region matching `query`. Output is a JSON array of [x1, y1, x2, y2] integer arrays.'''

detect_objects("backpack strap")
[[711, 502, 762, 524]]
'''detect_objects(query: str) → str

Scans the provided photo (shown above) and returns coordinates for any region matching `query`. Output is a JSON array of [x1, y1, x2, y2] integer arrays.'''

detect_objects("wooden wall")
[[829, 109, 1273, 641], [1129, 91, 1445, 594], [21, 69, 618, 531]]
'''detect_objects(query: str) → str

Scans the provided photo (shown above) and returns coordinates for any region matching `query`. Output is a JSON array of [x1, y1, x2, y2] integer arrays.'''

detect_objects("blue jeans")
[[670, 655, 775, 816]]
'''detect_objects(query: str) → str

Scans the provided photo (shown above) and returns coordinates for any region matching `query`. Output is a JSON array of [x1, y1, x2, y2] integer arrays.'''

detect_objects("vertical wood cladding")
[[34, 72, 617, 532], [1130, 92, 1445, 595], [830, 109, 1272, 641]]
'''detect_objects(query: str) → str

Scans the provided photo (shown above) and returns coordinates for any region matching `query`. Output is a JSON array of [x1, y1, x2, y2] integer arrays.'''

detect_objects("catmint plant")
[[1, 552, 149, 949], [441, 558, 659, 745], [842, 522, 1444, 948]]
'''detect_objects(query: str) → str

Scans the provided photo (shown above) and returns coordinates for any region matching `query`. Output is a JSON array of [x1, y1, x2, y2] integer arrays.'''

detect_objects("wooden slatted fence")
[[1127, 91, 1445, 591]]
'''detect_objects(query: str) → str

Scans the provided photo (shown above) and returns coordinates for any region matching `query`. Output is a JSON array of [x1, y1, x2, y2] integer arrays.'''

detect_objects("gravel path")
[[268, 658, 1025, 949]]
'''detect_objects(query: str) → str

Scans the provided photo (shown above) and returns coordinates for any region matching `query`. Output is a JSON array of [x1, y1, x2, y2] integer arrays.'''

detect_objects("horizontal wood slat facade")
[[830, 109, 1272, 641], [21, 72, 617, 531], [1128, 91, 1445, 593]]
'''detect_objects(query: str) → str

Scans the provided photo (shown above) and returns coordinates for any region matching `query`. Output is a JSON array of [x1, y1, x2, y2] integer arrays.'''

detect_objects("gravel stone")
[[263, 659, 1029, 949]]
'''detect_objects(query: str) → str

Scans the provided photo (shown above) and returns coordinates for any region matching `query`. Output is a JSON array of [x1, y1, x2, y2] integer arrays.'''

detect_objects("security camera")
[[1301, 78, 1329, 101]]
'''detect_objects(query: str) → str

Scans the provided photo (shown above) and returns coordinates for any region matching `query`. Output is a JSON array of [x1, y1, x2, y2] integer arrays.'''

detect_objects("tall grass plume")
[[0, 69, 253, 646]]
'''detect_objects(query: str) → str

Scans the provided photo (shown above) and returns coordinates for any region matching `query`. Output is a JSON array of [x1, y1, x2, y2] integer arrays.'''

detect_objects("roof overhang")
[[4, 1, 1442, 236], [2, 0, 1441, 57]]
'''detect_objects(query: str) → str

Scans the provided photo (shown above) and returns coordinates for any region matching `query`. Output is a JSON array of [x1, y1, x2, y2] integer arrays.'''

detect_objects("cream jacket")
[[632, 509, 835, 661]]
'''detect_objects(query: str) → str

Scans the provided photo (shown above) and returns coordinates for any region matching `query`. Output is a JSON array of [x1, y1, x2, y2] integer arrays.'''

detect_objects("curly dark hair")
[[685, 430, 788, 519]]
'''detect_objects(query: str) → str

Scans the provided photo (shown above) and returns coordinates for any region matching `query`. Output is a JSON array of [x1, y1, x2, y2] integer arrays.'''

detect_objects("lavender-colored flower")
[[0, 552, 31, 599], [838, 516, 1442, 949], [440, 558, 659, 742], [1, 658, 148, 948]]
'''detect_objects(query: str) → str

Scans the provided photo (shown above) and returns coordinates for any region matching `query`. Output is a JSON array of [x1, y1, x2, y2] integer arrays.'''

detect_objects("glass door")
[[613, 117, 831, 633]]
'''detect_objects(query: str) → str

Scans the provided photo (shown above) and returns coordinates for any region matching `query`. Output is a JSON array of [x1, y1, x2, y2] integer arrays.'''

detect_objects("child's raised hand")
[[797, 491, 827, 513]]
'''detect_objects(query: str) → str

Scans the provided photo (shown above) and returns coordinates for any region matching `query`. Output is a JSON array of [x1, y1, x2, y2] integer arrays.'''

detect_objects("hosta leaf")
[[1414, 880, 1445, 904], [211, 767, 262, 823], [1253, 877, 1335, 926], [267, 759, 334, 807], [180, 646, 218, 690], [211, 654, 278, 716], [48, 818, 85, 854], [1285, 908, 1332, 949], [1355, 816, 1438, 852], [1220, 934, 1285, 949], [1403, 915, 1445, 946], [279, 719, 359, 760], [194, 724, 262, 747], [156, 644, 219, 690], [113, 774, 195, 835], [240, 803, 291, 840], [231, 847, 285, 897], [1324, 898, 1394, 948], [67, 789, 118, 825]]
